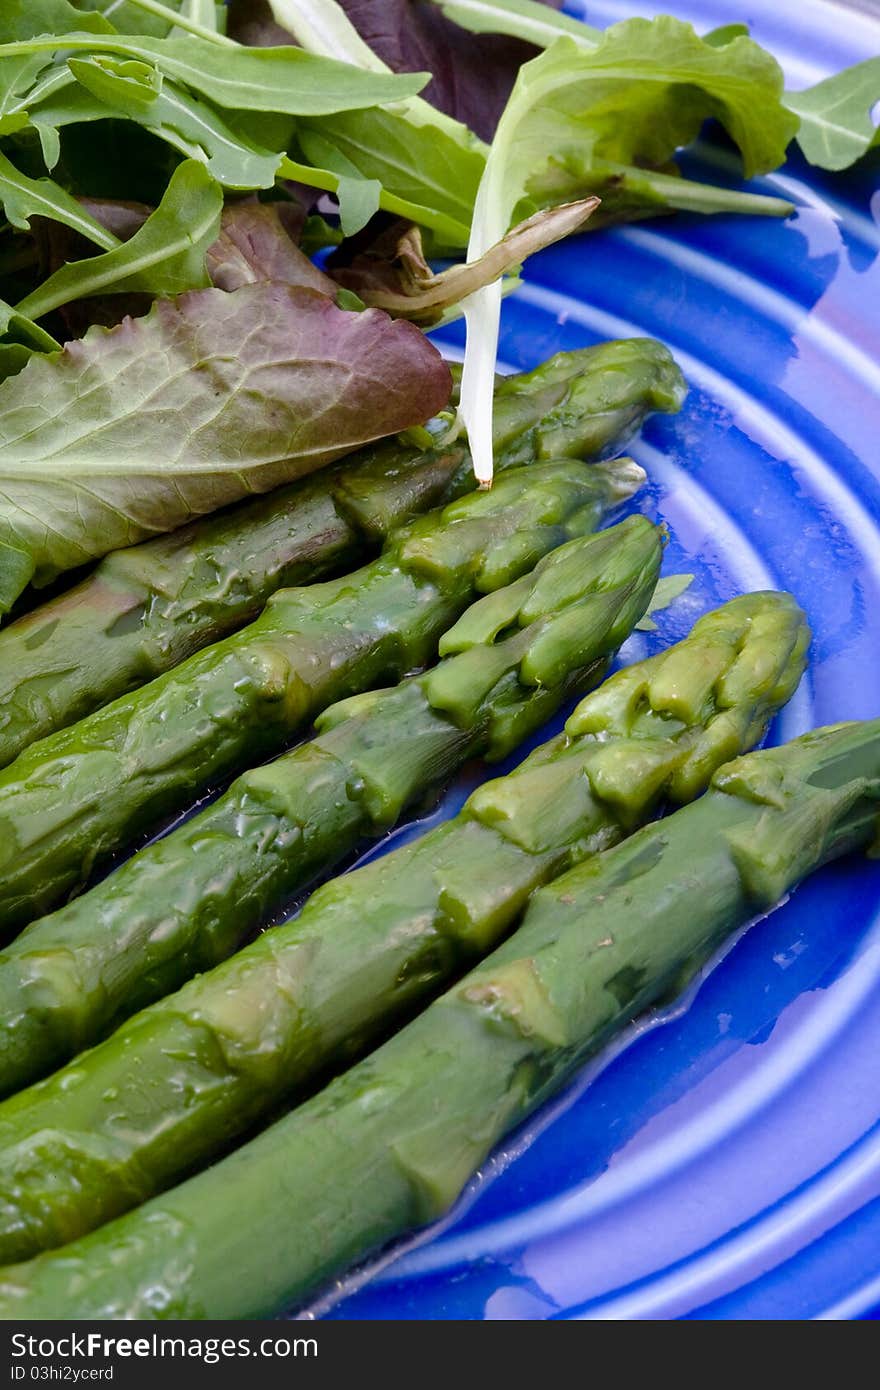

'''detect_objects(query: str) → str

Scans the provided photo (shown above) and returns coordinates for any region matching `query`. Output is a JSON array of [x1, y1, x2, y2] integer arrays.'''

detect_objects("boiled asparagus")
[[0, 513, 660, 1107], [0, 339, 685, 768], [0, 591, 805, 1258], [0, 719, 875, 1318], [0, 457, 642, 933]]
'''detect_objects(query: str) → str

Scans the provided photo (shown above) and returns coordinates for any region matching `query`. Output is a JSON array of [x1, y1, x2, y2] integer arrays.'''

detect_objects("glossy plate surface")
[[315, 0, 880, 1321]]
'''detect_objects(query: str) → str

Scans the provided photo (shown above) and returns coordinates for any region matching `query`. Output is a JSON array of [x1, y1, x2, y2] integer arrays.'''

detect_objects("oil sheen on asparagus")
[[0, 512, 661, 1108], [0, 455, 646, 934], [0, 340, 685, 769], [0, 592, 807, 1261], [0, 720, 875, 1318]]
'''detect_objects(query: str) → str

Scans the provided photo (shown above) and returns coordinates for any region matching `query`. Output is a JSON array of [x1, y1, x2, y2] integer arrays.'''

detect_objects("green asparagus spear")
[[0, 719, 875, 1319], [0, 339, 685, 769], [0, 591, 805, 1261], [0, 513, 660, 1113], [0, 457, 643, 935]]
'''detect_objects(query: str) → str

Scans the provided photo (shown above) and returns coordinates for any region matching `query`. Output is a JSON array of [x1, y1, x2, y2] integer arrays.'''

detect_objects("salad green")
[[0, 0, 876, 588], [0, 279, 449, 613]]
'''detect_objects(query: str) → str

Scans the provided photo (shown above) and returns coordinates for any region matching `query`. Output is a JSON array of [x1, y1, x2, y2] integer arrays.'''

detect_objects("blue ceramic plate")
[[309, 0, 880, 1321]]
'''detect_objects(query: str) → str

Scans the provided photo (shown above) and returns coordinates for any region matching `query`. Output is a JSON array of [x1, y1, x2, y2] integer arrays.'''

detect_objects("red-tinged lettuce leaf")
[[73, 198, 153, 242], [206, 201, 333, 292], [228, 0, 564, 141], [0, 282, 452, 616], [33, 198, 333, 334], [31, 198, 159, 336]]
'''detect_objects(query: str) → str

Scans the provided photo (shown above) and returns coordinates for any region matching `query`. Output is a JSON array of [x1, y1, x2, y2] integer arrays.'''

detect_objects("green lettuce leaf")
[[457, 16, 798, 482], [528, 157, 794, 228], [432, 0, 880, 176], [786, 59, 880, 171], [0, 281, 452, 615]]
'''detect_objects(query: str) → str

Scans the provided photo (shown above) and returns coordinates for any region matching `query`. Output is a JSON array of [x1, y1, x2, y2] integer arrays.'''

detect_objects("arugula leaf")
[[335, 176, 382, 238], [15, 158, 222, 321], [457, 16, 798, 482], [0, 52, 56, 119], [22, 72, 472, 236], [2, 31, 429, 116], [266, 0, 488, 143], [83, 0, 226, 41], [0, 281, 452, 615], [263, 0, 569, 142], [6, 13, 482, 233], [71, 1, 173, 38], [26, 69, 283, 188], [0, 298, 60, 352], [0, 150, 118, 248], [68, 54, 164, 109], [258, 2, 486, 241], [28, 198, 331, 336], [278, 154, 472, 246], [0, 299, 60, 383], [29, 196, 156, 338], [786, 60, 880, 171], [3, 1, 482, 244], [297, 107, 484, 239], [634, 573, 695, 631], [0, 1, 115, 42]]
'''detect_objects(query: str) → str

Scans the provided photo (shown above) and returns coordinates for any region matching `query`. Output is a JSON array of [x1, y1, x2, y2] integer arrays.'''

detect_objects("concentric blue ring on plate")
[[313, 0, 880, 1321]]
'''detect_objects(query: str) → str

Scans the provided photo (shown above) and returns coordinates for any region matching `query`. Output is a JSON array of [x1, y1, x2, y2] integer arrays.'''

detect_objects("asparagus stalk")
[[0, 513, 659, 1115], [0, 457, 643, 935], [0, 338, 685, 769], [0, 591, 806, 1260], [0, 719, 875, 1319]]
